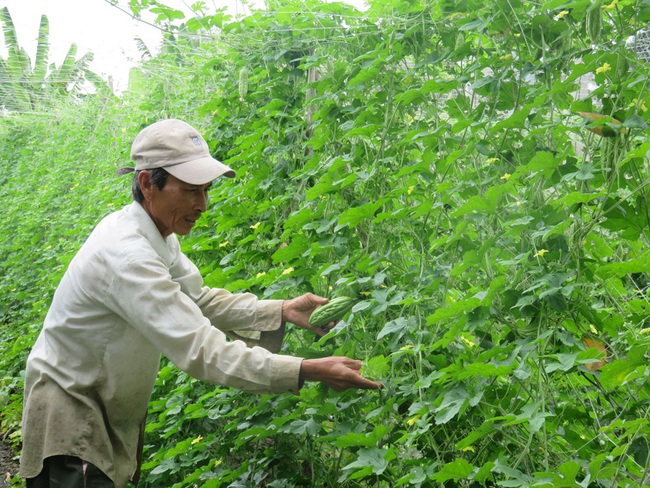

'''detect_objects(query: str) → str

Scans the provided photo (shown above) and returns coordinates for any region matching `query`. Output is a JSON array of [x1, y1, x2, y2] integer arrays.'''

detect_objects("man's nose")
[[196, 192, 208, 213]]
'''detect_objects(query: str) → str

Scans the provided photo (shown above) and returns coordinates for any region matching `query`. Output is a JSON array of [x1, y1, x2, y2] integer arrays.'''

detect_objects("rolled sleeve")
[[173, 253, 288, 351], [271, 354, 303, 394], [104, 258, 302, 395]]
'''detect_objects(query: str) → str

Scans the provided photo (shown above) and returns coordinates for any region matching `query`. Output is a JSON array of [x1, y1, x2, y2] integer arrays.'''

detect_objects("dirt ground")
[[0, 440, 20, 488]]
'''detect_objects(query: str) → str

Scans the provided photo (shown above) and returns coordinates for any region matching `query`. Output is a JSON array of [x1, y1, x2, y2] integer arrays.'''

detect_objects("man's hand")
[[282, 293, 336, 337], [300, 357, 383, 391]]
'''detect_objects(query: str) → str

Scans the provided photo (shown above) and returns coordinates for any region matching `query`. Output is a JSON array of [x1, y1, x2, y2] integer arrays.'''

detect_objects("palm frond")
[[33, 15, 50, 83]]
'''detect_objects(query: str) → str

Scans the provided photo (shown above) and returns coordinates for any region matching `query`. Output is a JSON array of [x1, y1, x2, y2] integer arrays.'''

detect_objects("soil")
[[0, 440, 20, 488]]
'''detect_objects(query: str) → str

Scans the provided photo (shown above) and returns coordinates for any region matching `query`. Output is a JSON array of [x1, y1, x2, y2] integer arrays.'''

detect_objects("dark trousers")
[[26, 455, 114, 488]]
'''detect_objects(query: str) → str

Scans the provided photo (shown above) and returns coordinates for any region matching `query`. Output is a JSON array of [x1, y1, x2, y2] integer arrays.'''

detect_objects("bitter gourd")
[[309, 296, 355, 327]]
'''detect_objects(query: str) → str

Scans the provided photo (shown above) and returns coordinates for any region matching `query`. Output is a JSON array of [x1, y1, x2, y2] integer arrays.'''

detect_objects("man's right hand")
[[299, 357, 383, 391]]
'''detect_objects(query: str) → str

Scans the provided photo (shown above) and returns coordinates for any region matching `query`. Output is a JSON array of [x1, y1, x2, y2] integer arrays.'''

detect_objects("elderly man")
[[20, 119, 381, 488]]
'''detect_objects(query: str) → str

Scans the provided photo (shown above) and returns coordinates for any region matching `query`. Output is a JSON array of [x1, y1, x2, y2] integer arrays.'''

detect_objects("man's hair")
[[132, 168, 170, 202]]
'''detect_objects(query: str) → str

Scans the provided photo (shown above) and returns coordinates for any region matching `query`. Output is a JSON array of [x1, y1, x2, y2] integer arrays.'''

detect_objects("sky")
[[0, 0, 264, 92], [1, 0, 367, 93]]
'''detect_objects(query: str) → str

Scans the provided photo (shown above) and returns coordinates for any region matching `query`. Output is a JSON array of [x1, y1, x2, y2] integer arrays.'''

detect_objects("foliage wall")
[[2, 0, 650, 486], [0, 99, 136, 447]]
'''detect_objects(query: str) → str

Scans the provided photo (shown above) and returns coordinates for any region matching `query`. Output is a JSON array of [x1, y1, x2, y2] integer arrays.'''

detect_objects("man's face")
[[140, 172, 212, 238]]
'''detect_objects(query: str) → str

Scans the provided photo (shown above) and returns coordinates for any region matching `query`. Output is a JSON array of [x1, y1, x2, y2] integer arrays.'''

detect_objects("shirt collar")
[[129, 202, 176, 266]]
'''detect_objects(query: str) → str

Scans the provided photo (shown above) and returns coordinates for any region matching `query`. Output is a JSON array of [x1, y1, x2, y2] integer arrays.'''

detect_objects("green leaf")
[[33, 15, 49, 82], [512, 151, 561, 179], [455, 421, 497, 450], [331, 424, 392, 448], [550, 191, 606, 209], [336, 200, 386, 228], [427, 298, 482, 324], [458, 18, 490, 32], [545, 353, 579, 373], [348, 66, 380, 87], [342, 447, 391, 476], [377, 317, 407, 340], [556, 460, 581, 483], [435, 387, 481, 424], [623, 114, 648, 130], [599, 356, 646, 390], [450, 195, 490, 217], [595, 253, 650, 278], [505, 402, 554, 433], [456, 362, 513, 379], [271, 235, 310, 264], [361, 355, 390, 379], [279, 418, 322, 435], [431, 458, 474, 482], [490, 104, 533, 132]]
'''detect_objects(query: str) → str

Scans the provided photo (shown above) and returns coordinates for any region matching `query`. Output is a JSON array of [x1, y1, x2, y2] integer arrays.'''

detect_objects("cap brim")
[[116, 167, 135, 177], [164, 156, 235, 185]]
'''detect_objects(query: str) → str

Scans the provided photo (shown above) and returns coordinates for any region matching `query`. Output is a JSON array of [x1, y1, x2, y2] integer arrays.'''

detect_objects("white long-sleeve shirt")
[[20, 202, 303, 486]]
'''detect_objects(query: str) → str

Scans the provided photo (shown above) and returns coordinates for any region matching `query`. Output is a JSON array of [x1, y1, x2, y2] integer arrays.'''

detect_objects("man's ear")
[[138, 171, 154, 200]]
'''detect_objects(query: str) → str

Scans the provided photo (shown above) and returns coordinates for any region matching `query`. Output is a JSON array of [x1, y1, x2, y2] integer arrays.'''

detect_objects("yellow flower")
[[399, 344, 413, 351], [516, 201, 522, 207], [460, 335, 476, 348], [407, 185, 415, 195], [282, 267, 294, 275], [460, 445, 475, 453], [554, 10, 569, 20], [602, 0, 618, 10], [191, 435, 203, 445], [534, 249, 549, 258], [632, 99, 648, 113], [596, 63, 611, 74], [589, 324, 598, 334], [121, 128, 127, 133], [219, 241, 229, 248], [256, 272, 266, 278], [407, 415, 421, 426], [501, 173, 511, 181], [486, 157, 499, 164], [250, 222, 261, 230]]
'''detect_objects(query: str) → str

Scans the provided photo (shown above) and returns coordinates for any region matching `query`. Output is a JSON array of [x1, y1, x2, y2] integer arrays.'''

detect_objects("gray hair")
[[132, 168, 170, 202]]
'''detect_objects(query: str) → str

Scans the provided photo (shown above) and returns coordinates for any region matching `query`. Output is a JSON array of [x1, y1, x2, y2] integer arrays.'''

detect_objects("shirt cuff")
[[255, 299, 284, 331], [271, 354, 303, 395]]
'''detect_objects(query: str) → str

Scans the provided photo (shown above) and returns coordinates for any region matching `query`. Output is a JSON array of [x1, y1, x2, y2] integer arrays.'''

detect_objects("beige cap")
[[120, 119, 235, 185]]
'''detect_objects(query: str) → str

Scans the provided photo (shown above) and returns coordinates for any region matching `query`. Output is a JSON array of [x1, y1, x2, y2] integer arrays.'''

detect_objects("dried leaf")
[[578, 112, 625, 137], [583, 337, 607, 371]]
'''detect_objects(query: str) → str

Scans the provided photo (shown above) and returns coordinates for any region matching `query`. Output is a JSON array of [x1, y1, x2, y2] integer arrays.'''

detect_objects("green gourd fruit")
[[309, 296, 355, 327], [238, 66, 249, 100], [585, 2, 602, 44]]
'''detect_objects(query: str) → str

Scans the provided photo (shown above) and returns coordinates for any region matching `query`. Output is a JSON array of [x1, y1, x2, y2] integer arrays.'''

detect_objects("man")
[[19, 119, 381, 488]]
